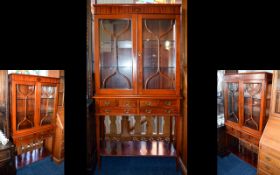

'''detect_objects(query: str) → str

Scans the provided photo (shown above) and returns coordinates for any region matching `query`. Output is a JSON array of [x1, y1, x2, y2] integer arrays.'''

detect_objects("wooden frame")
[[92, 4, 182, 171], [224, 72, 272, 147]]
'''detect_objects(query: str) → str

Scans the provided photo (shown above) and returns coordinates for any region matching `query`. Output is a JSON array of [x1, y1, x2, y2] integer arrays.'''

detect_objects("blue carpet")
[[94, 157, 181, 175], [17, 156, 64, 175], [217, 153, 256, 175]]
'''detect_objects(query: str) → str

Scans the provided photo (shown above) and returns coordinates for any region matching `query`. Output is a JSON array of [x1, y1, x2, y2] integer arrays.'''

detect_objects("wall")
[[238, 70, 273, 73]]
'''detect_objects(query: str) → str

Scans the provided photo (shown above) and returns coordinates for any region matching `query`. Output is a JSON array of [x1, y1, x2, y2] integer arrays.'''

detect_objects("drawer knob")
[[104, 101, 111, 106], [125, 103, 130, 107], [145, 109, 152, 114], [105, 109, 111, 114], [145, 102, 152, 106], [164, 101, 172, 106], [265, 156, 271, 161], [124, 109, 130, 114]]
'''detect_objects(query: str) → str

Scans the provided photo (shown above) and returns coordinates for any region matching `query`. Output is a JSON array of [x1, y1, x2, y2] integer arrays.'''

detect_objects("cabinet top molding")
[[92, 4, 181, 15], [9, 74, 60, 83], [224, 72, 272, 81]]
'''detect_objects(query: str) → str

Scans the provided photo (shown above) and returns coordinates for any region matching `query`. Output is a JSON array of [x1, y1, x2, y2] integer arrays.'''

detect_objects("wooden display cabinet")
[[9, 74, 59, 154], [223, 72, 272, 150], [258, 70, 280, 175], [92, 4, 182, 170]]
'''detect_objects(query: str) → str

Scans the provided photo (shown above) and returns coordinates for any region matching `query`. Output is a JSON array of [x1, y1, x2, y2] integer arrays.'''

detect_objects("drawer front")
[[119, 99, 137, 107], [140, 107, 178, 115], [258, 161, 280, 175], [259, 151, 280, 169], [260, 144, 280, 160], [258, 168, 271, 175], [0, 150, 11, 162], [159, 100, 178, 107], [98, 107, 137, 115], [140, 100, 160, 107], [99, 99, 118, 107]]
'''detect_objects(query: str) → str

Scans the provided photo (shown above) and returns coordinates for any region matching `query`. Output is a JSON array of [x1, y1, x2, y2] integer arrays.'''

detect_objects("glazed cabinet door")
[[241, 80, 265, 133], [39, 83, 58, 126], [224, 81, 240, 125], [271, 70, 280, 117], [13, 82, 36, 132], [94, 15, 137, 95], [138, 15, 180, 95]]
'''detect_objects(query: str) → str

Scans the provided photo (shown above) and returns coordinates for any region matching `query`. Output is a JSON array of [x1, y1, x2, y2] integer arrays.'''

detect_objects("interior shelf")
[[100, 140, 176, 157]]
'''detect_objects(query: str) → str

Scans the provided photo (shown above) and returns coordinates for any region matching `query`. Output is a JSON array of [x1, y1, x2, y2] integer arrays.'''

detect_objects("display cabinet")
[[92, 4, 181, 170], [258, 70, 280, 175], [0, 70, 9, 139], [9, 74, 59, 154], [224, 72, 272, 148]]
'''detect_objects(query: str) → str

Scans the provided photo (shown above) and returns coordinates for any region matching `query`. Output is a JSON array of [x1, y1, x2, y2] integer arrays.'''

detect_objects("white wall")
[[238, 70, 273, 73]]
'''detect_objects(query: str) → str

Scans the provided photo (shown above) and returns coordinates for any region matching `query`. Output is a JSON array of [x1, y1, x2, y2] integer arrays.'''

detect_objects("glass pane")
[[16, 84, 35, 130], [243, 83, 262, 130], [99, 19, 132, 89], [142, 19, 176, 89], [275, 71, 280, 113], [40, 85, 56, 126], [227, 83, 239, 123]]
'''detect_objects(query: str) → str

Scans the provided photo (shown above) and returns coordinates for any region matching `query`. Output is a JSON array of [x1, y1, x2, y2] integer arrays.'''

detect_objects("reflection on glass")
[[243, 83, 262, 130], [227, 83, 239, 123], [99, 19, 132, 89], [40, 85, 56, 126], [16, 85, 35, 130], [142, 19, 176, 89]]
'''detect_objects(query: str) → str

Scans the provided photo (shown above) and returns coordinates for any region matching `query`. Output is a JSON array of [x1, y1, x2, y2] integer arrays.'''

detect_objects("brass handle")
[[134, 7, 141, 12], [104, 101, 111, 106], [138, 52, 142, 57], [164, 101, 172, 106], [165, 109, 172, 114], [145, 102, 152, 106], [104, 109, 111, 114], [125, 103, 130, 107], [124, 109, 130, 114], [145, 109, 152, 114]]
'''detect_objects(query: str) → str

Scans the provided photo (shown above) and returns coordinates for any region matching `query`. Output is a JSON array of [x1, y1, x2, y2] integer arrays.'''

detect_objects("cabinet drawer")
[[260, 144, 280, 160], [140, 107, 178, 115], [259, 151, 280, 169], [258, 161, 280, 175], [140, 99, 177, 108], [119, 99, 137, 107], [140, 100, 160, 107], [159, 100, 178, 107], [258, 168, 271, 175], [99, 99, 118, 107], [98, 107, 137, 115]]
